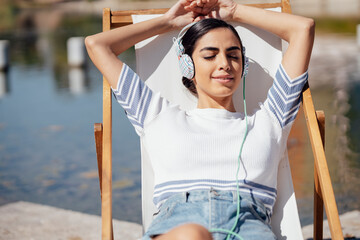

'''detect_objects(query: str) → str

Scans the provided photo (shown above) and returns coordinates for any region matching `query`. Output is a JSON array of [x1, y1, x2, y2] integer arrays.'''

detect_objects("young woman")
[[85, 0, 315, 239]]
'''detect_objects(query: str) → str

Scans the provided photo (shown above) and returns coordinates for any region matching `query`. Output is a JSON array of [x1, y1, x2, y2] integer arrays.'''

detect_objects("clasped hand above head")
[[165, 0, 237, 29]]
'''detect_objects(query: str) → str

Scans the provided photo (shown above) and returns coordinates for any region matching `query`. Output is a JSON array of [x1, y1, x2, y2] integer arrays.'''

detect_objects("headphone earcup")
[[179, 54, 195, 79], [242, 47, 249, 77], [243, 56, 249, 77]]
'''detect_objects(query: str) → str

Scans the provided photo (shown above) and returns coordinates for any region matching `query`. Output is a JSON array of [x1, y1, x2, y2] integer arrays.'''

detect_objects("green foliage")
[[50, 14, 102, 70], [0, 1, 19, 32], [59, 14, 102, 36], [314, 17, 360, 35]]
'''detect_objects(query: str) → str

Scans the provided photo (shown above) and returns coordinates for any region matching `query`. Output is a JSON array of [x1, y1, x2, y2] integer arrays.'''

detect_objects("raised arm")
[[233, 4, 314, 79], [85, 0, 198, 88], [190, 0, 315, 79]]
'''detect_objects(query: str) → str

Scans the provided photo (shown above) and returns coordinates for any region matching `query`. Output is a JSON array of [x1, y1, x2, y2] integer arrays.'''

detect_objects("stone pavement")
[[1, 201, 359, 240], [302, 211, 360, 240], [0, 201, 142, 240]]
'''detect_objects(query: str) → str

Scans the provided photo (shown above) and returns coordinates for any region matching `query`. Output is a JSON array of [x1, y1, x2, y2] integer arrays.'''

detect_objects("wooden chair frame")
[[94, 1, 344, 239]]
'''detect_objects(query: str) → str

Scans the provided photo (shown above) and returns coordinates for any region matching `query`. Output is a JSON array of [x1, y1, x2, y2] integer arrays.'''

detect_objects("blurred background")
[[0, 0, 359, 227]]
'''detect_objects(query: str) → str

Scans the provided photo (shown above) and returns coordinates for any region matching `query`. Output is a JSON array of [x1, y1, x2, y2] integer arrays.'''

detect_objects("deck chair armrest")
[[302, 84, 344, 240]]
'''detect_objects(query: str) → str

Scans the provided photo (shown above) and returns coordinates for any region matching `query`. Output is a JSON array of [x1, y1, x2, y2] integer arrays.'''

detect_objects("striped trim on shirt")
[[267, 64, 308, 128], [112, 64, 153, 130], [153, 179, 277, 214]]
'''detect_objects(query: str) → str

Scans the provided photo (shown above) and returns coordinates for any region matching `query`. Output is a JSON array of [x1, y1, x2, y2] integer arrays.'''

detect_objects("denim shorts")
[[142, 189, 277, 240]]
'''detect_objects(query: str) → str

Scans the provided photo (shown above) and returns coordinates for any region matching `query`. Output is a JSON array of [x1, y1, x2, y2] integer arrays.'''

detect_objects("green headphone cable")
[[209, 73, 248, 240]]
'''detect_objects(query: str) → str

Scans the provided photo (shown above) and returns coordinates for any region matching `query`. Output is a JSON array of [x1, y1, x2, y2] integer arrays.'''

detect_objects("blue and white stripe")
[[267, 64, 308, 128], [153, 179, 277, 214], [112, 64, 153, 130]]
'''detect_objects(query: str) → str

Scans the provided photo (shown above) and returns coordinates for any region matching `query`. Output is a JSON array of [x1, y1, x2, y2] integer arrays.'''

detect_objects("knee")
[[170, 223, 212, 240]]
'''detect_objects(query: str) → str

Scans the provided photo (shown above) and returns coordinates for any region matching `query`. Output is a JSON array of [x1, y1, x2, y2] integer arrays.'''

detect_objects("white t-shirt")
[[112, 63, 308, 216]]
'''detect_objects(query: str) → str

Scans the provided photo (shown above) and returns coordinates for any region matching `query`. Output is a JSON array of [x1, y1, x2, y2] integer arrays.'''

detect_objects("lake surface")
[[0, 12, 359, 226]]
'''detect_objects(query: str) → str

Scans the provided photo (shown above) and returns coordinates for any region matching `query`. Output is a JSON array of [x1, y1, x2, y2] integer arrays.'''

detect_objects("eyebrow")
[[200, 46, 241, 52]]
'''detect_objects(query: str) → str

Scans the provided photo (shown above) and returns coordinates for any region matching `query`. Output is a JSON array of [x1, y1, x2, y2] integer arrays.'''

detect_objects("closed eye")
[[228, 54, 239, 60], [204, 55, 215, 60]]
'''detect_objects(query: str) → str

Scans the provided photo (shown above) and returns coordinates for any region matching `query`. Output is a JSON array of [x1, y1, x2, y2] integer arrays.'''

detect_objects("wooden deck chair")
[[94, 1, 344, 239]]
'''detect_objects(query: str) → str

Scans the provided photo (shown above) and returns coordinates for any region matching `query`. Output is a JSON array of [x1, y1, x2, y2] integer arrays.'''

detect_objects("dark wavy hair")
[[181, 18, 245, 96]]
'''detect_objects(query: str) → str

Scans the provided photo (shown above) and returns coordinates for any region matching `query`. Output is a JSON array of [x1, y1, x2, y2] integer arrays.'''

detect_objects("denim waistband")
[[157, 188, 272, 225], [166, 188, 266, 209]]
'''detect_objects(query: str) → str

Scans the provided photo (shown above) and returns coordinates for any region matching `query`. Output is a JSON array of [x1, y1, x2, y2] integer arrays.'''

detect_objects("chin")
[[211, 91, 235, 99], [213, 87, 236, 97]]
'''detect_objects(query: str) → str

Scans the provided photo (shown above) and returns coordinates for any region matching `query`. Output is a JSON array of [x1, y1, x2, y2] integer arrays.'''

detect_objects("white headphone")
[[173, 22, 249, 79]]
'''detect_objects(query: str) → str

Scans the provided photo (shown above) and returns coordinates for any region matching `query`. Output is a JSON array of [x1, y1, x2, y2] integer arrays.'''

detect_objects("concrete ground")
[[302, 210, 360, 240], [0, 201, 142, 240], [0, 201, 359, 240]]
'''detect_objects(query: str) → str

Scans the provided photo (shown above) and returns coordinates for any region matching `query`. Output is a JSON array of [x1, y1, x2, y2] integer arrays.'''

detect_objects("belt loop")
[[185, 192, 190, 202], [233, 190, 238, 203], [210, 188, 219, 196]]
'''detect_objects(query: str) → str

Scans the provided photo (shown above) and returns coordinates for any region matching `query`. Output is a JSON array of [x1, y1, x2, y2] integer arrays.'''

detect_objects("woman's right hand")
[[164, 0, 200, 29]]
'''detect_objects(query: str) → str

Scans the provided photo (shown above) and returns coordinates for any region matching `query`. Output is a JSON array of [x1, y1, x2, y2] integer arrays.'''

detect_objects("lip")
[[211, 75, 234, 83]]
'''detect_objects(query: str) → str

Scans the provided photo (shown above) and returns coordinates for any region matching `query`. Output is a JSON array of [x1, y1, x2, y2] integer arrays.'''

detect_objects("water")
[[0, 12, 359, 227], [0, 13, 142, 223]]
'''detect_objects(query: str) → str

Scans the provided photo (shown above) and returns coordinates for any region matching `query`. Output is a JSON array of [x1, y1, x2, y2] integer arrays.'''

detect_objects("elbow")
[[85, 35, 105, 60], [84, 35, 96, 53], [289, 18, 315, 44], [301, 18, 315, 40], [306, 18, 315, 35]]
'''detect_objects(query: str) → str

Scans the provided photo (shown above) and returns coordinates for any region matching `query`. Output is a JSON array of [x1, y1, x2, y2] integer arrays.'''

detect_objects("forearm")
[[233, 4, 315, 78], [233, 4, 314, 43], [86, 15, 172, 56], [85, 15, 173, 88]]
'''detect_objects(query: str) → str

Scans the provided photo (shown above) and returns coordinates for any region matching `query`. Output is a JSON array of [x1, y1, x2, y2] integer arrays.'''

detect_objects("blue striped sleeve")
[[111, 64, 153, 134], [266, 64, 308, 128]]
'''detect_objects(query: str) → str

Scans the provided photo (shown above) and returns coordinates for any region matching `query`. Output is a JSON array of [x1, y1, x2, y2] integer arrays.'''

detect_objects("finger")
[[185, 2, 197, 11], [196, 0, 204, 7], [190, 5, 206, 14], [201, 6, 212, 13], [184, 0, 193, 5], [184, 0, 197, 8], [194, 15, 206, 21], [203, 12, 213, 19], [186, 4, 202, 13], [208, 10, 221, 20], [189, 1, 199, 8], [184, 5, 192, 11]]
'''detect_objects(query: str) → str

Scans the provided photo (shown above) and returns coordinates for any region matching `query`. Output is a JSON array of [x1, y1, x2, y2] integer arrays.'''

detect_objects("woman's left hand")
[[187, 0, 238, 21]]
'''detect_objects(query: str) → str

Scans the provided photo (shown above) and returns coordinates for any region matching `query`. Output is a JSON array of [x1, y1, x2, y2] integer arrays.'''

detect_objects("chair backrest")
[[133, 6, 303, 240]]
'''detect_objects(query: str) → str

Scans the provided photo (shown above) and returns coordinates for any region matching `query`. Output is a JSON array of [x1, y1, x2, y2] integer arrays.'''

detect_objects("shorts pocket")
[[242, 199, 268, 223]]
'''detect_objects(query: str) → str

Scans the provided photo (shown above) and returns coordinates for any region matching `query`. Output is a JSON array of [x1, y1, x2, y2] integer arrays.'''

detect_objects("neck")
[[197, 95, 236, 112]]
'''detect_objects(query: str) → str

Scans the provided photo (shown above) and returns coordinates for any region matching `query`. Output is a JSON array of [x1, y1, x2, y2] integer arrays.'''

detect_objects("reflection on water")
[[68, 67, 88, 94], [0, 71, 10, 98], [0, 10, 359, 226]]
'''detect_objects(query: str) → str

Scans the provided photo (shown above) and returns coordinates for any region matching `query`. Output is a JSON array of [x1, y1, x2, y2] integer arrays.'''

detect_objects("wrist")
[[231, 3, 244, 22], [163, 11, 179, 30], [158, 14, 175, 32]]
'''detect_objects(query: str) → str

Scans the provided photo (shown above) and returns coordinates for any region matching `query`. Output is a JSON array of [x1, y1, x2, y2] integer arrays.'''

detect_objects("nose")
[[218, 53, 230, 71]]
